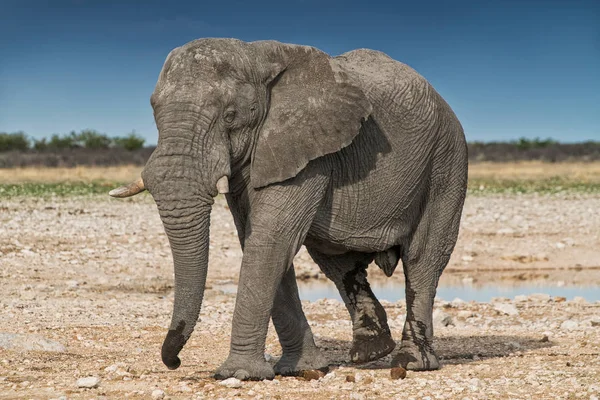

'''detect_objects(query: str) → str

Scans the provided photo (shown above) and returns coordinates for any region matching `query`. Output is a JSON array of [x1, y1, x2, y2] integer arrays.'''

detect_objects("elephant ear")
[[250, 42, 372, 189]]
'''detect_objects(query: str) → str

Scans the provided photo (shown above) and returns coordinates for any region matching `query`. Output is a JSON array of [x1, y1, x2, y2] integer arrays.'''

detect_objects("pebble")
[[390, 367, 407, 380], [76, 376, 101, 388], [219, 377, 243, 388], [345, 374, 356, 383], [301, 370, 324, 381], [494, 303, 519, 316], [528, 293, 551, 302], [561, 320, 579, 331], [0, 333, 65, 352], [433, 310, 454, 327], [151, 389, 165, 399]]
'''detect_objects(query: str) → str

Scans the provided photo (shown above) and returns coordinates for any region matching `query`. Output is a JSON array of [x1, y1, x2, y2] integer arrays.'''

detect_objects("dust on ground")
[[1, 193, 599, 399]]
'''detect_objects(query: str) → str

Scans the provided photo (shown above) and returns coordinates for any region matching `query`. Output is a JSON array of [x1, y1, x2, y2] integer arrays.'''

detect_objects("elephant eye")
[[223, 110, 236, 124]]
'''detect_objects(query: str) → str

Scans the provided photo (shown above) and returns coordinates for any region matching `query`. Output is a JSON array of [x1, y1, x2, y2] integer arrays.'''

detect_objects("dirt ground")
[[1, 192, 599, 399]]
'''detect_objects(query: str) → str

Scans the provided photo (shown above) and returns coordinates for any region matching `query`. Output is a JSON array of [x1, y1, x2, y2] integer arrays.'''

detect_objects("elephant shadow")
[[315, 334, 555, 369]]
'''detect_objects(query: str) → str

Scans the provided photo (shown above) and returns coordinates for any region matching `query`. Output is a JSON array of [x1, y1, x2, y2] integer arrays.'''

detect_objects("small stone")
[[345, 374, 356, 383], [433, 309, 454, 327], [528, 293, 551, 302], [539, 335, 549, 342], [572, 296, 587, 304], [151, 389, 165, 399], [301, 370, 324, 381], [0, 333, 65, 352], [494, 303, 519, 316], [554, 296, 567, 303], [76, 376, 101, 388], [461, 255, 474, 262], [451, 298, 466, 306], [390, 367, 407, 380], [219, 377, 243, 388], [507, 341, 522, 350], [362, 376, 374, 384], [514, 295, 528, 302], [561, 320, 579, 331]]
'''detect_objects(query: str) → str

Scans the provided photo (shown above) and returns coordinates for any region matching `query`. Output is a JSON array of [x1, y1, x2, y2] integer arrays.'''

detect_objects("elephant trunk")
[[158, 199, 212, 369]]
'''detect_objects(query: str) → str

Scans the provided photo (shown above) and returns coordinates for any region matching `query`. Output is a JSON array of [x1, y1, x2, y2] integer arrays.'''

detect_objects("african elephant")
[[110, 38, 468, 380]]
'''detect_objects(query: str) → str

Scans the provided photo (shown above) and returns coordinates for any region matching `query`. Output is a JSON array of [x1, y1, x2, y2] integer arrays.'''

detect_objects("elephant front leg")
[[215, 171, 329, 380], [308, 250, 395, 363], [213, 240, 286, 380], [271, 264, 328, 375]]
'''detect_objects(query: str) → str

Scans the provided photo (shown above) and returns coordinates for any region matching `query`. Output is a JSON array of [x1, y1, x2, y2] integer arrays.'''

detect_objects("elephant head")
[[110, 38, 371, 369]]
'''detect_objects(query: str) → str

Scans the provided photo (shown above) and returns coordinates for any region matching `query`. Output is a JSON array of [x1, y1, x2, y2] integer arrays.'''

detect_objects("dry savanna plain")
[[1, 162, 599, 399]]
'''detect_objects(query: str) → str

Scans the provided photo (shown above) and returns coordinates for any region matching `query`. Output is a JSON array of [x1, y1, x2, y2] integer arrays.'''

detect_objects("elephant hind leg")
[[308, 249, 395, 363], [271, 264, 328, 375], [393, 168, 467, 371]]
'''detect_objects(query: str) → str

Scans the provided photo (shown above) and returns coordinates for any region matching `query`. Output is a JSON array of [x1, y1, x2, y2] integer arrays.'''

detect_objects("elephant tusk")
[[109, 177, 146, 198], [216, 176, 229, 194]]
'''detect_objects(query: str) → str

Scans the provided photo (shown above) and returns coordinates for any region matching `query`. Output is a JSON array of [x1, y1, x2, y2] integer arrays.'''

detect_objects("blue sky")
[[0, 0, 598, 144]]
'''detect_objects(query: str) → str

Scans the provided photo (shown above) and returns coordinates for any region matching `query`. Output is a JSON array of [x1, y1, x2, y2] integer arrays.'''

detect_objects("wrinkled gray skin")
[[131, 38, 467, 380]]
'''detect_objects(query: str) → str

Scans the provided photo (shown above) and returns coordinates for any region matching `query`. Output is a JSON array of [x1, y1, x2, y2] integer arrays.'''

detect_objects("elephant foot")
[[350, 329, 396, 363], [274, 345, 329, 376], [214, 355, 275, 381], [392, 340, 440, 371]]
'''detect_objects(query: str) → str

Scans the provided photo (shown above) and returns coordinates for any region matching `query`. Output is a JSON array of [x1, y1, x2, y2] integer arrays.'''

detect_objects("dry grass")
[[2, 162, 600, 183], [469, 161, 600, 183], [0, 165, 142, 184]]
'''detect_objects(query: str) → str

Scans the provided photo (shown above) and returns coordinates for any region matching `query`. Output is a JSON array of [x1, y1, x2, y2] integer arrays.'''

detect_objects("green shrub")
[[0, 131, 30, 152], [47, 132, 77, 150], [113, 131, 146, 151], [75, 129, 111, 149]]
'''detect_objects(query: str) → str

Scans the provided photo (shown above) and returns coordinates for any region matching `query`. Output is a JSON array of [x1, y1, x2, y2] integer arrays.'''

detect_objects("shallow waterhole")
[[214, 280, 600, 303]]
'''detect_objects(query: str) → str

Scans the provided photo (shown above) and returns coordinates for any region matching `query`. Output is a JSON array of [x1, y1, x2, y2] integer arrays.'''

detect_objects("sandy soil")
[[1, 193, 599, 399]]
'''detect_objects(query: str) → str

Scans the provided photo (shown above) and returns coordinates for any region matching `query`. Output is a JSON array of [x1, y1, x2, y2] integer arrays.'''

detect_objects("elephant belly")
[[307, 183, 422, 255]]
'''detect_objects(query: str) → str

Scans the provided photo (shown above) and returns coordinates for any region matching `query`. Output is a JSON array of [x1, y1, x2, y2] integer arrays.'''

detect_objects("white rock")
[[451, 298, 466, 306], [572, 296, 587, 304], [151, 389, 165, 399], [433, 310, 454, 327], [497, 228, 514, 235], [514, 295, 528, 302], [461, 255, 474, 262], [494, 303, 519, 316], [528, 293, 551, 302], [219, 377, 243, 388], [0, 333, 65, 352], [76, 376, 101, 388], [560, 320, 579, 331]]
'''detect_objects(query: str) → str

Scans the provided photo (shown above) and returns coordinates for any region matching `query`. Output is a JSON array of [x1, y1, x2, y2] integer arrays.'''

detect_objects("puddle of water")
[[297, 281, 600, 303], [214, 281, 600, 303]]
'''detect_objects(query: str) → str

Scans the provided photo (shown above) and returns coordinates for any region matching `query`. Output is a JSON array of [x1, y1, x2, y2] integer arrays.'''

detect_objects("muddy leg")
[[271, 264, 329, 375], [307, 250, 395, 363]]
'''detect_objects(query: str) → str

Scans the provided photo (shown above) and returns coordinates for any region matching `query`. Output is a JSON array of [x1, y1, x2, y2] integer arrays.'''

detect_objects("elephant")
[[110, 38, 468, 380]]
